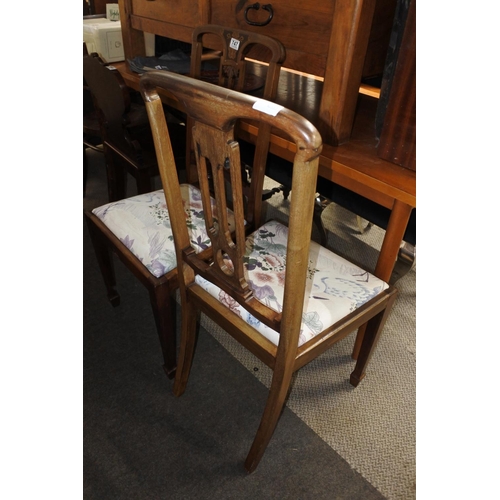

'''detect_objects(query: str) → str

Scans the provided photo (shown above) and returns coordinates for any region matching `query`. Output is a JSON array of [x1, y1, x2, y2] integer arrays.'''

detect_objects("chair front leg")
[[244, 363, 295, 473], [350, 293, 398, 387], [173, 293, 200, 396], [149, 284, 177, 379]]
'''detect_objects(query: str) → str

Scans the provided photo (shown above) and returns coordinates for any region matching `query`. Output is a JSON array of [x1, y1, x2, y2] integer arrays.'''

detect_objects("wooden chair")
[[186, 24, 286, 209], [140, 71, 398, 472], [83, 57, 189, 378], [83, 27, 278, 381]]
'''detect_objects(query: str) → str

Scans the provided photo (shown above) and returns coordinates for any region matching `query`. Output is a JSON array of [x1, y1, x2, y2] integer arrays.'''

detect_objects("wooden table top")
[[113, 60, 416, 210]]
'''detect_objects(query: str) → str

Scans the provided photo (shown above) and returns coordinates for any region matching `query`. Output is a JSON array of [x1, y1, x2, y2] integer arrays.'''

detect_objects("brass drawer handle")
[[244, 3, 274, 26]]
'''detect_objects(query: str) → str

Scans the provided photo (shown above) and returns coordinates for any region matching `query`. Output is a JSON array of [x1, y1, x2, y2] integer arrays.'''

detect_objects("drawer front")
[[132, 0, 205, 27], [210, 0, 333, 75]]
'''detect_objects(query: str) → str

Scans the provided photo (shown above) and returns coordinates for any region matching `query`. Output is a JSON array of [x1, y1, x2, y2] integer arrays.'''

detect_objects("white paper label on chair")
[[229, 38, 240, 50], [252, 99, 284, 117]]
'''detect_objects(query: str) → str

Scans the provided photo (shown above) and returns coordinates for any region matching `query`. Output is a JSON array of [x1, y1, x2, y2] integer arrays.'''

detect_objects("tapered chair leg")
[[173, 296, 200, 396], [85, 217, 120, 307], [149, 284, 177, 379], [244, 364, 295, 473], [350, 293, 397, 387]]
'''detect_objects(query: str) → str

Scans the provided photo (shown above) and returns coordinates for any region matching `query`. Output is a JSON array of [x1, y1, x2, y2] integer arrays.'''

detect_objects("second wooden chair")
[[84, 26, 286, 379], [186, 24, 286, 213]]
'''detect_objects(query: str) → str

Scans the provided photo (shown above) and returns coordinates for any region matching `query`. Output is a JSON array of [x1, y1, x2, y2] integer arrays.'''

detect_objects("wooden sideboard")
[[115, 0, 416, 287], [119, 0, 402, 146]]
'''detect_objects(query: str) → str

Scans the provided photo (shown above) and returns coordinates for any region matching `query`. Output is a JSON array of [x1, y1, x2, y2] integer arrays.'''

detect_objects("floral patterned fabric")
[[92, 185, 235, 278], [195, 220, 389, 347]]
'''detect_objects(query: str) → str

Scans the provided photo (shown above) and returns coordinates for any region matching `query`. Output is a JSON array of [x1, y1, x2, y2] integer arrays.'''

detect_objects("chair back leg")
[[350, 290, 398, 387], [148, 285, 178, 379], [85, 216, 120, 306]]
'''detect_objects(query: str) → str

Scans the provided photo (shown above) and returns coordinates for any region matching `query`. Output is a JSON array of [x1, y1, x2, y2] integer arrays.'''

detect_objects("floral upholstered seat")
[[195, 220, 389, 347], [92, 184, 235, 278]]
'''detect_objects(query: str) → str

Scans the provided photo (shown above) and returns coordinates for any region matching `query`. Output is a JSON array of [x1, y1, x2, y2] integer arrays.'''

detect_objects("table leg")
[[352, 199, 413, 359]]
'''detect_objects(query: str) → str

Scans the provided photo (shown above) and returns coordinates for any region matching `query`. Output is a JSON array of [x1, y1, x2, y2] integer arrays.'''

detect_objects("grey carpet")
[[84, 256, 385, 499], [84, 148, 415, 499]]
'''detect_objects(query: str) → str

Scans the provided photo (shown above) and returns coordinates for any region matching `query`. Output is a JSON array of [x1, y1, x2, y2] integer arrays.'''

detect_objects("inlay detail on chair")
[[140, 70, 398, 473]]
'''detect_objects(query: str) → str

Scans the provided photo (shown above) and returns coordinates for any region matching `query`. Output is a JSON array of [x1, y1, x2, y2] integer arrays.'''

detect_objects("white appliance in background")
[[83, 19, 156, 63], [83, 18, 124, 63]]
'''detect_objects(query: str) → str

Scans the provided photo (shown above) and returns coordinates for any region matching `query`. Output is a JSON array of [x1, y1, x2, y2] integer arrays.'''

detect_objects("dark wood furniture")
[[83, 53, 160, 201], [83, 41, 103, 197], [119, 0, 399, 145], [84, 26, 290, 381], [115, 0, 416, 357], [84, 55, 185, 379], [377, 0, 416, 171], [141, 69, 398, 472]]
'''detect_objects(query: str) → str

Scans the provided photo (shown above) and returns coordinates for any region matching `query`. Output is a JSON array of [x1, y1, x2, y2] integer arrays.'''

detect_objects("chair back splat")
[[190, 24, 285, 96], [141, 70, 398, 473], [186, 25, 286, 223]]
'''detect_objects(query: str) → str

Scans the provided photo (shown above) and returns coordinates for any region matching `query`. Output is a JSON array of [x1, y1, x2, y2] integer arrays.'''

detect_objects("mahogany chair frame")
[[140, 71, 398, 472]]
